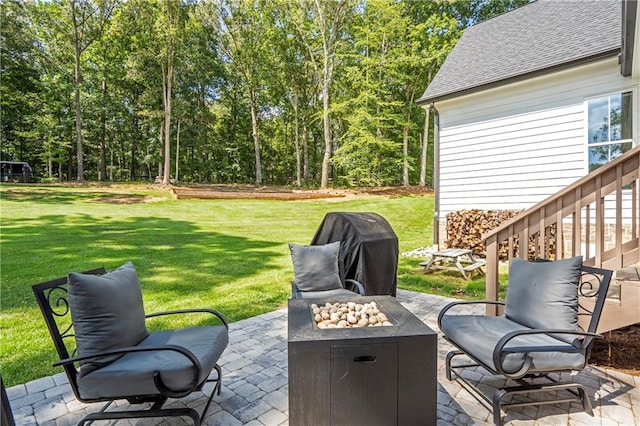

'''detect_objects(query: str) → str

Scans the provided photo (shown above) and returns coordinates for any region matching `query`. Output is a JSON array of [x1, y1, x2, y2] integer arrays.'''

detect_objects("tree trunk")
[[73, 43, 84, 181], [118, 136, 124, 180], [109, 147, 113, 180], [175, 120, 180, 182], [249, 87, 262, 185], [419, 107, 430, 187], [162, 60, 173, 185], [320, 70, 332, 189], [146, 145, 151, 179], [158, 122, 163, 178], [291, 95, 301, 187], [302, 119, 309, 181], [420, 70, 432, 187], [67, 147, 73, 181], [131, 111, 138, 180], [99, 77, 107, 181], [402, 124, 410, 186], [403, 83, 415, 187]]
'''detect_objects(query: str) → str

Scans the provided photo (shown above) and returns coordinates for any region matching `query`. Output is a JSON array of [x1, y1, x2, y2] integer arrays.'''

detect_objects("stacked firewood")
[[445, 209, 558, 259]]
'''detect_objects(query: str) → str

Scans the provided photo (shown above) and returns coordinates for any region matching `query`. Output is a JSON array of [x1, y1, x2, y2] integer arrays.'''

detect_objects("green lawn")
[[0, 184, 504, 386]]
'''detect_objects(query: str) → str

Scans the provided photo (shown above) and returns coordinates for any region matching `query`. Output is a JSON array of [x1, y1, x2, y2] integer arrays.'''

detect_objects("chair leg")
[[444, 351, 595, 425], [215, 364, 222, 395], [577, 384, 593, 416], [492, 389, 508, 426], [489, 380, 594, 425], [445, 349, 465, 381], [79, 406, 200, 426], [78, 366, 225, 426], [200, 364, 223, 421]]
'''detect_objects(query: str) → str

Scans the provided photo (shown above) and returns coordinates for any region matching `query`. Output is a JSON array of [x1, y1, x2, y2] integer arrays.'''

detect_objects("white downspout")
[[430, 103, 441, 248]]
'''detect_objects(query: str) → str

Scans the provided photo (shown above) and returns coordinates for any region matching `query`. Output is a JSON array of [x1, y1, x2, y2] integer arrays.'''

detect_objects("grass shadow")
[[1, 213, 287, 386], [2, 213, 285, 308]]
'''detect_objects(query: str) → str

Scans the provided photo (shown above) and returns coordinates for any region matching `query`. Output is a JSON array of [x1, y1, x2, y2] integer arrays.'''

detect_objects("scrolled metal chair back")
[[32, 268, 106, 396], [576, 264, 613, 348]]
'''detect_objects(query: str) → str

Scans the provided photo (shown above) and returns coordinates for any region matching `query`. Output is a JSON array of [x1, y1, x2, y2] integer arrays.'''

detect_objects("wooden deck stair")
[[482, 145, 640, 333]]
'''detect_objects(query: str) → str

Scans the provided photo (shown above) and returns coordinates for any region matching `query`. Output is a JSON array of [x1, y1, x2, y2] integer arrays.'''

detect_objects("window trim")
[[584, 88, 637, 174]]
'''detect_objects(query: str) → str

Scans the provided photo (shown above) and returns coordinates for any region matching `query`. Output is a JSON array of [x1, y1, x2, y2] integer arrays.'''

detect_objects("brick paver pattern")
[[7, 290, 640, 425]]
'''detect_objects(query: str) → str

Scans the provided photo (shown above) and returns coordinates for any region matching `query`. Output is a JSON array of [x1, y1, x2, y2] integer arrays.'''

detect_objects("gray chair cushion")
[[289, 241, 342, 292], [440, 314, 586, 375], [504, 256, 582, 342], [68, 262, 149, 376], [77, 325, 229, 399], [295, 287, 363, 299]]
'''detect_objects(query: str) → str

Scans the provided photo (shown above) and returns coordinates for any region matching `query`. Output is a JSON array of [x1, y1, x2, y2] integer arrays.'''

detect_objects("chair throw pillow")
[[68, 261, 149, 376], [289, 241, 343, 292], [504, 256, 583, 342]]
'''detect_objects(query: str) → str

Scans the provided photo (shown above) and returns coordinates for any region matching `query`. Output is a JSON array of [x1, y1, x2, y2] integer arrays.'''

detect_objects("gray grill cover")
[[311, 212, 398, 296]]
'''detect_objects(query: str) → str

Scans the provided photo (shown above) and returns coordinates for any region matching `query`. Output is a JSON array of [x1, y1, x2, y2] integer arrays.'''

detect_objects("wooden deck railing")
[[482, 145, 640, 321]]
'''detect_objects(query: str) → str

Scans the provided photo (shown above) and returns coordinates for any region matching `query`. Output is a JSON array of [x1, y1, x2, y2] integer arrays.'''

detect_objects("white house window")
[[587, 91, 633, 172]]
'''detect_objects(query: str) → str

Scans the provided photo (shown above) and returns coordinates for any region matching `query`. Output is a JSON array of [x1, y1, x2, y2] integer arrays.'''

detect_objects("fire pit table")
[[288, 296, 437, 426]]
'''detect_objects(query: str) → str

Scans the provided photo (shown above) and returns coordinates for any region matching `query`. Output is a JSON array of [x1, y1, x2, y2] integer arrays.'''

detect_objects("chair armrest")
[[437, 300, 505, 330], [345, 279, 365, 295], [54, 344, 203, 398], [146, 308, 229, 329], [492, 328, 602, 378], [54, 344, 202, 371]]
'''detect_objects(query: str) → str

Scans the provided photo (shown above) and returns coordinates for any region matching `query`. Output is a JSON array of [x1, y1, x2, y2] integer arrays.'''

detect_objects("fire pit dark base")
[[288, 296, 437, 426]]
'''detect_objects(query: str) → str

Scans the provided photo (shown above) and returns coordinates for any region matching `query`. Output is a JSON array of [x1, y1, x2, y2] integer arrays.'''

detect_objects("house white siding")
[[435, 58, 639, 220]]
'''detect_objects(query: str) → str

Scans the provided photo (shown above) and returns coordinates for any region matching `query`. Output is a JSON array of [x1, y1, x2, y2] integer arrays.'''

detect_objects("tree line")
[[1, 0, 527, 187]]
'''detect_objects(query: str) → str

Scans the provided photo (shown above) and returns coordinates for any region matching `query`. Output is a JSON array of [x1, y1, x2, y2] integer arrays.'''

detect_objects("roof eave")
[[417, 49, 620, 106]]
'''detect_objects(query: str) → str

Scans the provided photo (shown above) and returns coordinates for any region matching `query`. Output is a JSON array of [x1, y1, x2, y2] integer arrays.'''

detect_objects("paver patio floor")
[[7, 290, 639, 425]]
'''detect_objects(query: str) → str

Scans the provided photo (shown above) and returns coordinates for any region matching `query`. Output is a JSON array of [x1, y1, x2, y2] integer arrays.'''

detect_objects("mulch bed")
[[589, 324, 640, 375], [173, 187, 345, 201], [171, 184, 433, 201]]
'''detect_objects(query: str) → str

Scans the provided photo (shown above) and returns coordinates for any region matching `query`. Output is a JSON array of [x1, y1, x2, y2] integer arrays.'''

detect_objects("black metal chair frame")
[[32, 268, 229, 426], [437, 264, 613, 426], [1, 375, 15, 426]]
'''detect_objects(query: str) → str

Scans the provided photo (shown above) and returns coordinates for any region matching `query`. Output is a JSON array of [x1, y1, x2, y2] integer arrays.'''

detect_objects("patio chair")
[[438, 256, 612, 426], [32, 262, 229, 426], [289, 241, 365, 299]]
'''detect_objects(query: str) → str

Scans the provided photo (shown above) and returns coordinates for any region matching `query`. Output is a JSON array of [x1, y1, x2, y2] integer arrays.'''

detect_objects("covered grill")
[[311, 212, 399, 296]]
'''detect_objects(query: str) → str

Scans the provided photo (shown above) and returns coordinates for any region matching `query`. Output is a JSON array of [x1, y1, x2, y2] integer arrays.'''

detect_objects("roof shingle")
[[418, 0, 621, 104]]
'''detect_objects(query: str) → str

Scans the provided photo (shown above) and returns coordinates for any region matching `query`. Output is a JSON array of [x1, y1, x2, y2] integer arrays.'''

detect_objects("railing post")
[[586, 204, 591, 260], [522, 216, 529, 259], [595, 175, 603, 267], [573, 186, 582, 257], [615, 165, 623, 271], [539, 205, 546, 258], [556, 197, 563, 259], [633, 179, 638, 240], [485, 236, 499, 316]]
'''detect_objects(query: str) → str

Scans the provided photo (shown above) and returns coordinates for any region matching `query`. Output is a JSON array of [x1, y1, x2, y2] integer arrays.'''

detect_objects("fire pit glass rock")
[[311, 301, 393, 328]]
